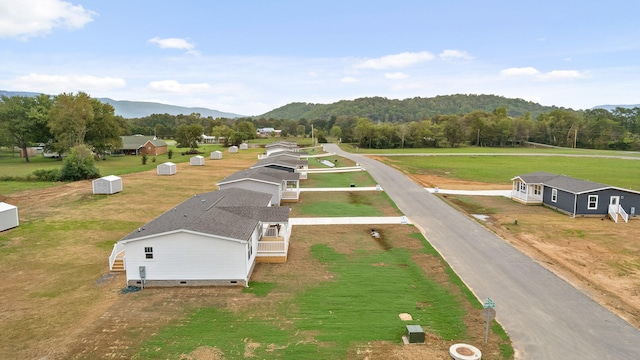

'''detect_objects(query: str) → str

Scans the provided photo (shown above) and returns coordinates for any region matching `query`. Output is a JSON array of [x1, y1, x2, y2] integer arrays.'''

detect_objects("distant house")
[[200, 134, 217, 144], [218, 167, 300, 205], [108, 188, 292, 287], [511, 172, 640, 222], [251, 154, 309, 180], [119, 135, 168, 156], [257, 128, 279, 136]]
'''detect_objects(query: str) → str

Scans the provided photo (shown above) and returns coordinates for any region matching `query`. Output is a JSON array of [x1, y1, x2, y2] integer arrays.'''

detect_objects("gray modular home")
[[511, 172, 640, 222]]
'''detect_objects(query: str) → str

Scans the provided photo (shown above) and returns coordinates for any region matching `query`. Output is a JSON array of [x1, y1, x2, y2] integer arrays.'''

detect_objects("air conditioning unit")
[[406, 324, 425, 343]]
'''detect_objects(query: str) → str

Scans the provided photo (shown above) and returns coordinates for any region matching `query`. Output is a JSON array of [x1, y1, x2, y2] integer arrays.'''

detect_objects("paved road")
[[324, 144, 640, 359]]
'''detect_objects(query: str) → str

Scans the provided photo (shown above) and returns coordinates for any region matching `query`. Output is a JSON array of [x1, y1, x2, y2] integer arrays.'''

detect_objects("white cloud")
[[147, 80, 210, 93], [340, 76, 358, 83], [500, 67, 541, 77], [354, 51, 434, 70], [439, 49, 474, 61], [12, 73, 125, 92], [540, 70, 589, 80], [148, 37, 198, 54], [500, 67, 588, 81], [385, 72, 408, 80], [0, 0, 95, 39]]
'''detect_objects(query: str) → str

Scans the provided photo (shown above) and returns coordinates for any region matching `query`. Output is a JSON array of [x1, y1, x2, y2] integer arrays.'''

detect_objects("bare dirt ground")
[[406, 173, 640, 329]]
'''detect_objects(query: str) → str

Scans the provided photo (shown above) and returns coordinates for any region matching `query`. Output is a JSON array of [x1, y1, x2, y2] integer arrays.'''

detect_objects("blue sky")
[[1, 0, 639, 115]]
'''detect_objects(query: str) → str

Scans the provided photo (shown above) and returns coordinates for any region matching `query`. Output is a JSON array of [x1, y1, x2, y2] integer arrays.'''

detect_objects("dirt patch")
[[411, 174, 640, 329]]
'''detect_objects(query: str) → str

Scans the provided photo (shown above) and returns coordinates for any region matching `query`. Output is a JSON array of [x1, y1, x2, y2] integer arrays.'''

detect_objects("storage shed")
[[0, 202, 19, 232], [239, 143, 249, 150], [228, 146, 238, 153], [92, 175, 123, 195], [210, 150, 223, 160], [190, 155, 205, 166], [157, 162, 177, 176]]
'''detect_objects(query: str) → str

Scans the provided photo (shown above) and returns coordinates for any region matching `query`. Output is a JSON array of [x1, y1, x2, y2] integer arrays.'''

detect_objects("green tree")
[[47, 92, 94, 157], [58, 144, 100, 181], [443, 116, 466, 147], [175, 124, 204, 150], [85, 99, 123, 158], [0, 94, 52, 162], [329, 125, 343, 139]]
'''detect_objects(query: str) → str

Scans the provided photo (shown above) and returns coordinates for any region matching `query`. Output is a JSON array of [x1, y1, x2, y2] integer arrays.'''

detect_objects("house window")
[[551, 189, 557, 203], [588, 195, 598, 209], [519, 182, 526, 192], [533, 185, 541, 195], [144, 247, 153, 259], [247, 241, 253, 260]]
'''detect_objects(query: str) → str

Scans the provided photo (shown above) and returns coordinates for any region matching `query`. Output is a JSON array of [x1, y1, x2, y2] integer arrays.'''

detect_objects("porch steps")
[[111, 253, 125, 272]]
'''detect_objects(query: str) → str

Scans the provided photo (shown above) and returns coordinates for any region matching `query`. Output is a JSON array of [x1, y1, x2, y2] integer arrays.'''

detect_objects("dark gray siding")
[[543, 186, 640, 216], [542, 186, 575, 214]]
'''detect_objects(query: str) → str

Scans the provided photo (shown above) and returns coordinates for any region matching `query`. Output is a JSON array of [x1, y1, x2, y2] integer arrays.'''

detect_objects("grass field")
[[0, 148, 513, 359], [378, 155, 640, 190]]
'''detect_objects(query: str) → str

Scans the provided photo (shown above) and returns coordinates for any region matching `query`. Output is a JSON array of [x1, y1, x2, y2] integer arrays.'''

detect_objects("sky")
[[1, 0, 639, 116]]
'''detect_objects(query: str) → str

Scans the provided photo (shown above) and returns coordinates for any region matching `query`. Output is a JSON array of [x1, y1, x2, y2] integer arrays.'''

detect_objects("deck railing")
[[109, 242, 126, 270], [257, 241, 286, 253], [510, 190, 543, 203], [609, 205, 619, 223], [609, 204, 629, 223]]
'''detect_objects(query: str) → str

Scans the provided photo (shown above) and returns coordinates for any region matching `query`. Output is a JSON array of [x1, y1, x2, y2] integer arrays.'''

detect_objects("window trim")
[[551, 188, 557, 203], [144, 246, 154, 259], [588, 195, 598, 210]]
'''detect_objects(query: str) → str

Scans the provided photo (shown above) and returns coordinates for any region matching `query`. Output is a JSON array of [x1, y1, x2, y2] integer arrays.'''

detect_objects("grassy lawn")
[[339, 143, 640, 157], [0, 147, 513, 359], [135, 225, 511, 359], [302, 171, 377, 188], [290, 191, 401, 217], [379, 155, 640, 190]]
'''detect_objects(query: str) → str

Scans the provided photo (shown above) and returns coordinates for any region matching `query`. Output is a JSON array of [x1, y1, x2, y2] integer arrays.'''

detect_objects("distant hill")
[[592, 104, 640, 111], [0, 90, 243, 119], [258, 94, 571, 121]]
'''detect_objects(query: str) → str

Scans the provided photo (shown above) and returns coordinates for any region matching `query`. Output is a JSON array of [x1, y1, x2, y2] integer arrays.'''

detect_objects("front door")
[[610, 196, 620, 208]]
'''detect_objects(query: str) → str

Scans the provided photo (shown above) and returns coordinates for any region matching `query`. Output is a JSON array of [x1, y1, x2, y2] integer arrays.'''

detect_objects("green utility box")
[[406, 324, 425, 343]]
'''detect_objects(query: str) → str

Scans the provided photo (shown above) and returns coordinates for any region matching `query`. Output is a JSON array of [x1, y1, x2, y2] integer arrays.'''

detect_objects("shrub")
[[167, 149, 173, 159], [142, 154, 148, 165], [32, 169, 61, 182], [58, 145, 100, 181]]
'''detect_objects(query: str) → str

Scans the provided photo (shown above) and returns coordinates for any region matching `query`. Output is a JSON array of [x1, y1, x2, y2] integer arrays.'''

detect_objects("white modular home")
[[190, 155, 205, 166], [0, 202, 19, 232], [108, 188, 291, 287], [210, 150, 223, 160], [157, 162, 177, 175], [217, 167, 301, 205], [92, 175, 123, 195]]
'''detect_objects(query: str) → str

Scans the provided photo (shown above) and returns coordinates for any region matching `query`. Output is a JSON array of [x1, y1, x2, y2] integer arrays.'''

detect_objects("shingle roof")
[[252, 155, 308, 169], [120, 135, 167, 150], [218, 167, 300, 185], [120, 188, 288, 242], [513, 172, 615, 194]]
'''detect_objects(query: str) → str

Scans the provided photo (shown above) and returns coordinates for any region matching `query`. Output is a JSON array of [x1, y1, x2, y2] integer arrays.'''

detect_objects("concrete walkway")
[[290, 216, 410, 225], [426, 188, 512, 197], [300, 186, 381, 192]]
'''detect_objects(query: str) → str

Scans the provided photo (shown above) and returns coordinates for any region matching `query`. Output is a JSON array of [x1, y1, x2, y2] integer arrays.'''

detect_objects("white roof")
[[0, 202, 17, 211], [99, 175, 122, 181], [161, 162, 176, 166]]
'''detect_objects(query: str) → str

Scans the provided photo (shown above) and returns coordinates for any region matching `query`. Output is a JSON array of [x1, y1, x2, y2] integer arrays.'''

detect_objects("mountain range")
[[1, 90, 637, 119]]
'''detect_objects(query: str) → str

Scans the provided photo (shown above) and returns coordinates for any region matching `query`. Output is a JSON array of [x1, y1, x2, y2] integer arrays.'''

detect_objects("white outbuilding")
[[210, 150, 223, 160], [157, 162, 177, 176], [0, 202, 19, 232], [239, 143, 249, 150], [190, 155, 205, 166], [228, 146, 238, 153], [92, 175, 123, 195]]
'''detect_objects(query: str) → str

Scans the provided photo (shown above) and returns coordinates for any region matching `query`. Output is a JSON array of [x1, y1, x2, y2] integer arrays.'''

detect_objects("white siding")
[[210, 151, 222, 160], [0, 202, 19, 232], [92, 175, 123, 194], [157, 162, 177, 175], [190, 156, 205, 166], [123, 232, 249, 283]]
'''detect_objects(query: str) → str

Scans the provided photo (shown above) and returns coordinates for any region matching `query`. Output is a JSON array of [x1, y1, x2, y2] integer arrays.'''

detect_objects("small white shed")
[[0, 202, 19, 232], [228, 146, 238, 153], [157, 162, 177, 176], [210, 150, 223, 160], [239, 143, 249, 150], [190, 155, 205, 166], [92, 175, 123, 195]]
